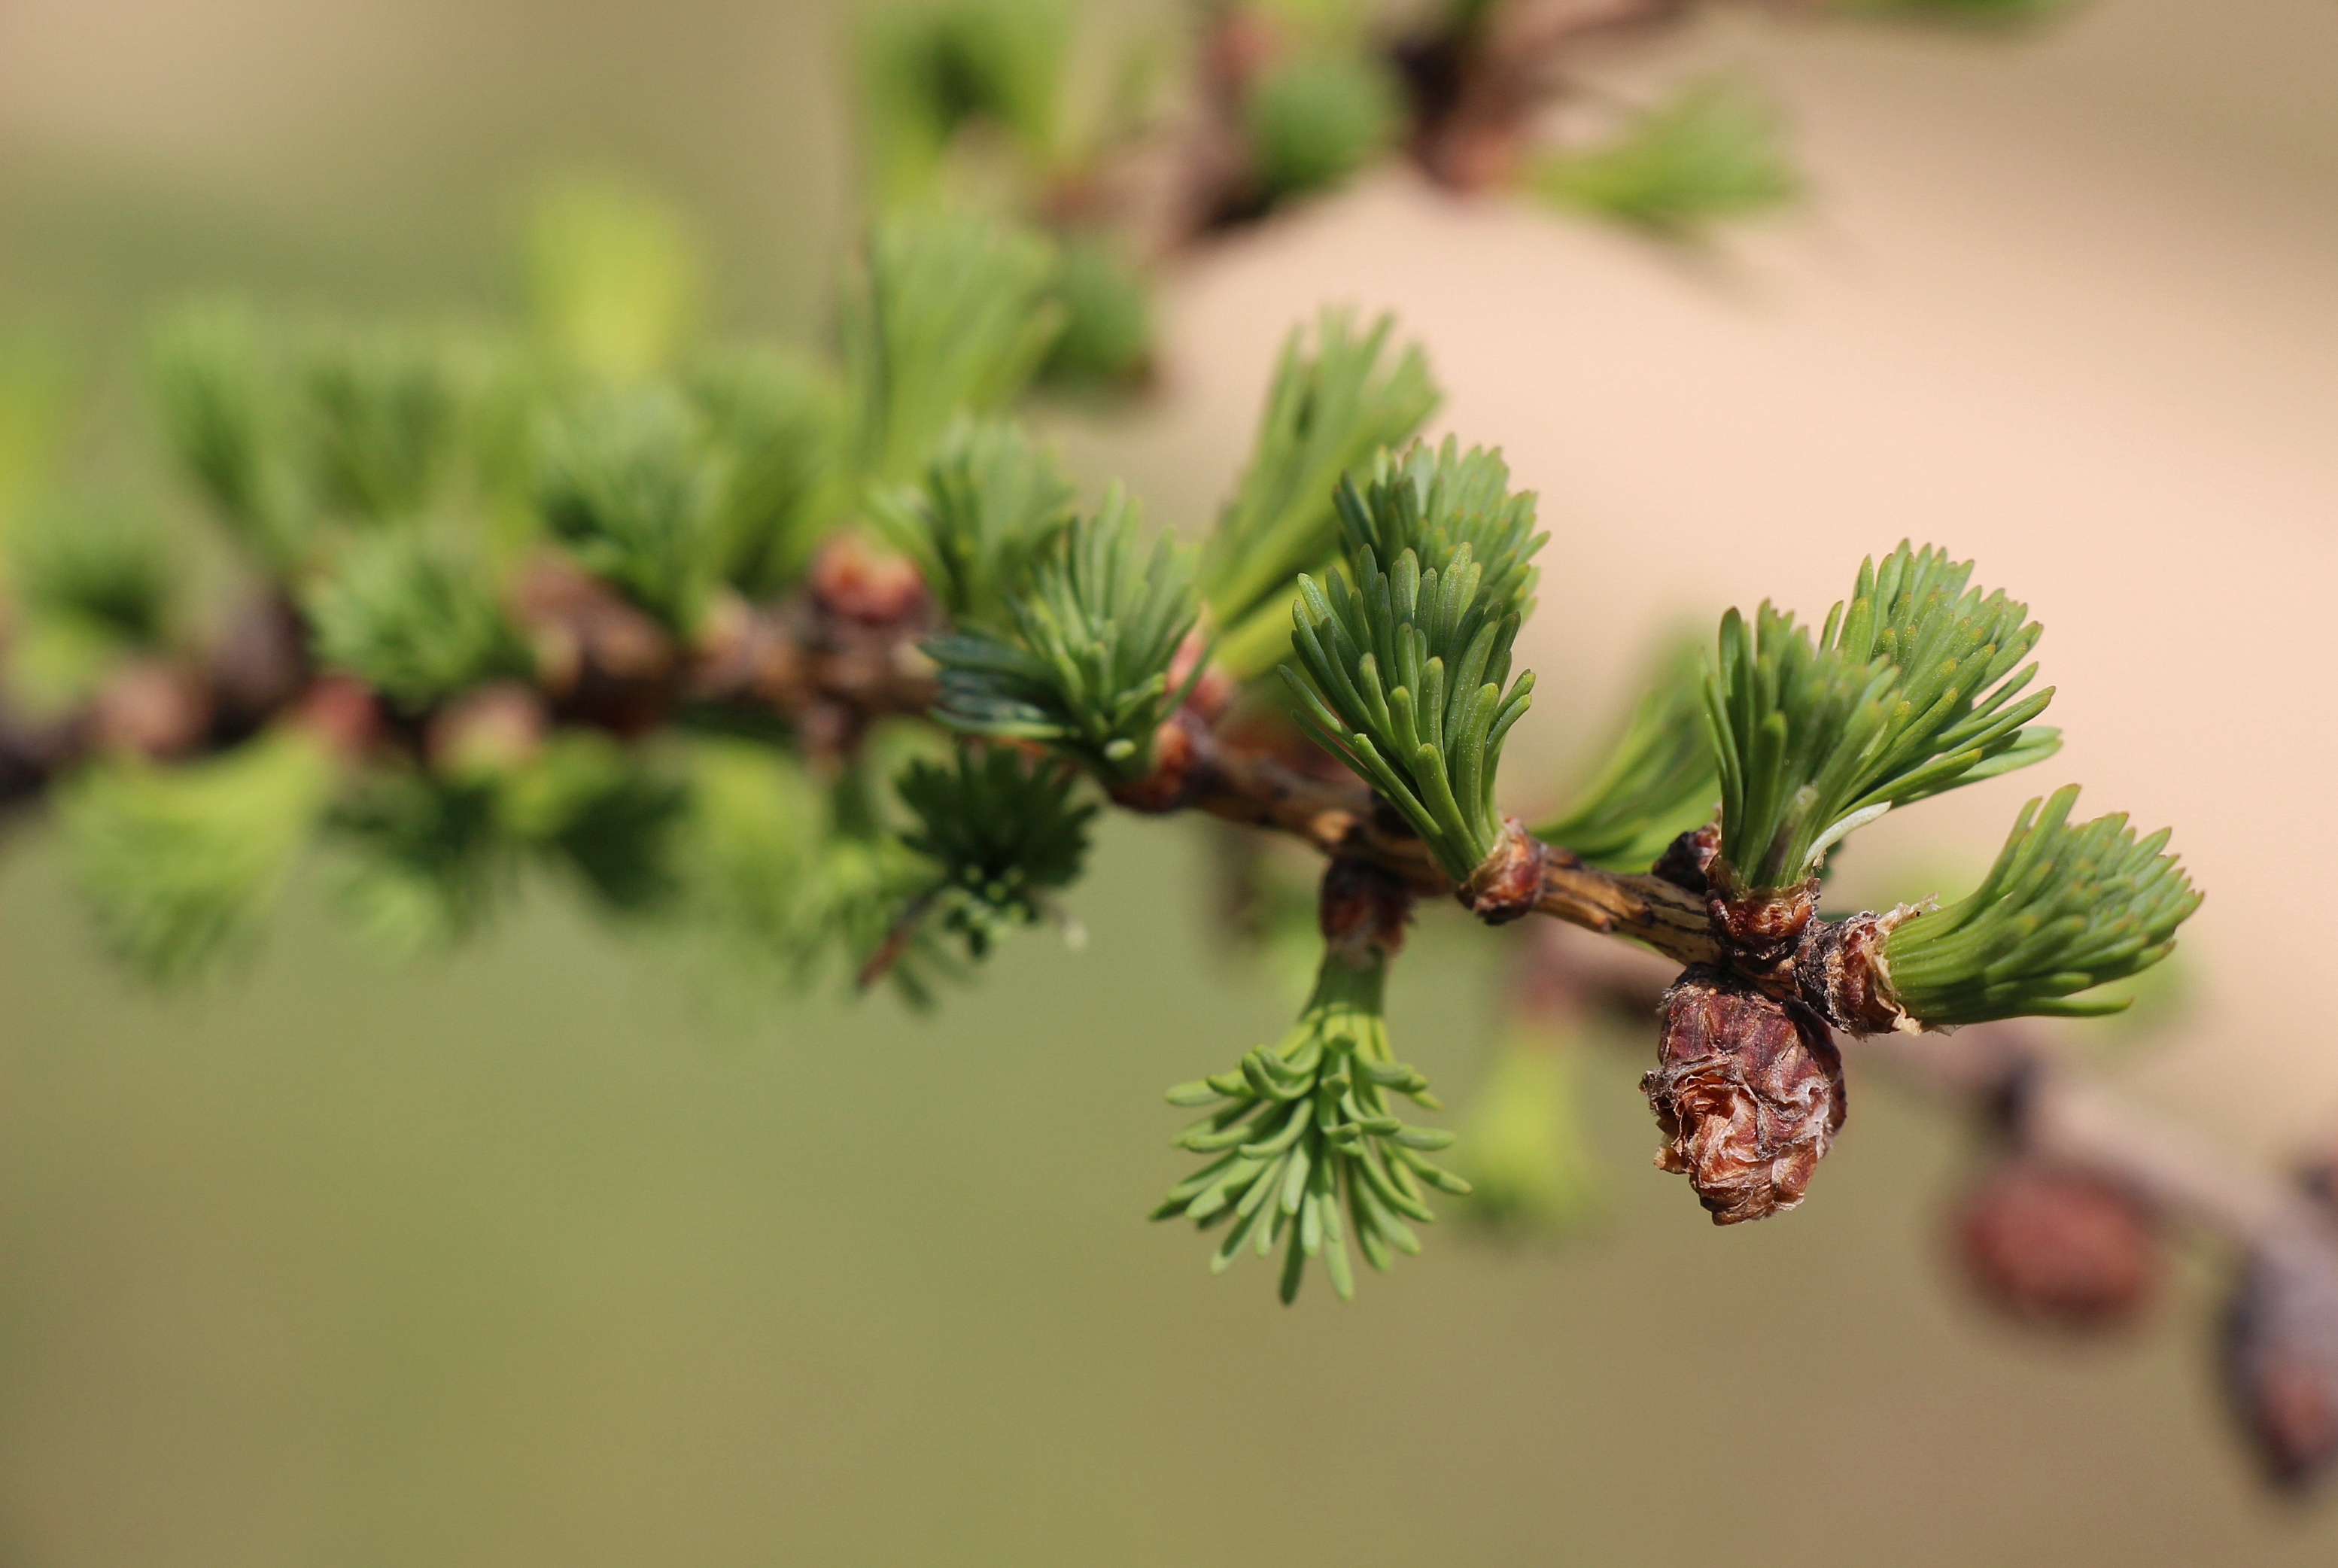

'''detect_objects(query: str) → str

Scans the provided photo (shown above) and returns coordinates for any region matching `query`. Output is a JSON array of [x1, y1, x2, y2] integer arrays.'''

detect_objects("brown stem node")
[[1459, 816, 1550, 925], [1795, 903, 1927, 1036]]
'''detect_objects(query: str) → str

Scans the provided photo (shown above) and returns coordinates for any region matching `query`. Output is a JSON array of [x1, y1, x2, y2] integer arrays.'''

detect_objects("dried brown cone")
[[2223, 1239, 2338, 1493], [1643, 965, 1846, 1225], [1953, 1159, 2162, 1332]]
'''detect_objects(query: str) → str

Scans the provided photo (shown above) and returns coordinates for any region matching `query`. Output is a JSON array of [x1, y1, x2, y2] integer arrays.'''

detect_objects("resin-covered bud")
[[1643, 966, 1844, 1225]]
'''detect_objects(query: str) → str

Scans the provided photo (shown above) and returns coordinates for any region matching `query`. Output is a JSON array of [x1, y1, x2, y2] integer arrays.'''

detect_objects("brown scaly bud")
[[1651, 821, 1719, 893], [1319, 855, 1411, 964], [1458, 817, 1549, 926], [205, 591, 310, 737], [1796, 904, 1926, 1036], [1953, 1159, 2161, 1332], [1108, 707, 1205, 814], [425, 682, 549, 780], [2223, 1240, 2338, 1492], [1704, 859, 1821, 969], [686, 588, 808, 709], [808, 533, 929, 628], [509, 556, 676, 734], [87, 659, 212, 760], [287, 676, 383, 763], [1166, 629, 1238, 727], [1643, 965, 1846, 1225]]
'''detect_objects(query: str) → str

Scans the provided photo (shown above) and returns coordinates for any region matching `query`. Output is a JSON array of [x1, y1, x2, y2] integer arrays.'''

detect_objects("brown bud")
[[808, 533, 928, 628], [1458, 817, 1549, 925], [88, 660, 211, 759], [1797, 904, 1925, 1036], [205, 591, 310, 732], [2223, 1241, 2338, 1492], [1705, 860, 1821, 968], [1166, 630, 1237, 725], [1319, 856, 1411, 963], [425, 682, 549, 779], [1643, 966, 1845, 1225], [287, 676, 382, 762], [509, 555, 676, 734], [1953, 1159, 2161, 1331], [1108, 708, 1204, 814], [1651, 822, 1720, 893]]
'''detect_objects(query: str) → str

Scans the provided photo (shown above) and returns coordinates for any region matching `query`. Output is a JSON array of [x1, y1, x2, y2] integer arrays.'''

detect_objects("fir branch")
[[687, 345, 849, 599], [330, 768, 509, 956], [1529, 77, 1799, 238], [1155, 935, 1465, 1303], [148, 302, 303, 569], [895, 742, 1096, 960], [1884, 785, 2202, 1025], [11, 500, 181, 654], [534, 385, 726, 636], [1041, 236, 1154, 390], [856, 0, 1074, 205], [61, 729, 337, 984], [926, 490, 1199, 782], [1279, 441, 1544, 882], [497, 731, 691, 916], [306, 529, 531, 711], [298, 328, 461, 523], [1244, 50, 1402, 203], [843, 209, 1064, 482], [1534, 636, 1716, 872], [1704, 541, 2058, 892], [1199, 310, 1438, 674], [873, 417, 1075, 633]]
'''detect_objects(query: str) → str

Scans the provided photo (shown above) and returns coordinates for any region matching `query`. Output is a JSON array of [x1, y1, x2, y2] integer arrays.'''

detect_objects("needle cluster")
[[1154, 939, 1467, 1302], [1884, 784, 2201, 1024], [1705, 542, 2058, 892], [1281, 442, 1545, 882], [926, 491, 1199, 783]]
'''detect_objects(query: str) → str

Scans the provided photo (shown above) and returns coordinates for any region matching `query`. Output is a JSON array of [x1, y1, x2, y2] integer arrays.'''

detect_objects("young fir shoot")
[[1884, 785, 2202, 1024], [1704, 541, 2058, 892], [1530, 77, 1799, 239], [1156, 939, 1467, 1303], [926, 489, 1199, 784], [1243, 51, 1402, 204], [11, 500, 180, 654], [331, 768, 510, 956], [149, 303, 303, 570], [61, 730, 337, 985], [856, 0, 1073, 205], [1281, 442, 1545, 883], [842, 208, 1063, 482], [1199, 310, 1438, 678], [307, 530, 531, 711], [896, 743, 1096, 960], [535, 385, 725, 636], [299, 329, 460, 523], [874, 418, 1075, 633], [687, 345, 847, 598], [1533, 637, 1716, 872]]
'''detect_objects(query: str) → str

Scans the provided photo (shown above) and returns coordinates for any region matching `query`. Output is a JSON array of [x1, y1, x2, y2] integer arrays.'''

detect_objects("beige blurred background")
[[4, 0, 2338, 1563]]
